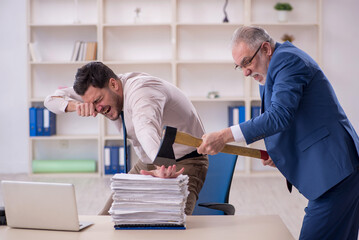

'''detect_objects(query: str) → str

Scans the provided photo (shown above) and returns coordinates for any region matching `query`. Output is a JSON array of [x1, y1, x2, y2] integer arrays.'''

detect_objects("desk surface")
[[0, 215, 294, 240]]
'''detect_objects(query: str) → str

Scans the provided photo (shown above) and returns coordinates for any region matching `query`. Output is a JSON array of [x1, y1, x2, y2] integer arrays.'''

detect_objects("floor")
[[0, 172, 308, 238]]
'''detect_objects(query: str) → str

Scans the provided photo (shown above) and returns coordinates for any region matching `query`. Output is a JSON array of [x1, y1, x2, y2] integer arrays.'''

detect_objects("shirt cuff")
[[230, 125, 245, 143], [44, 96, 69, 114]]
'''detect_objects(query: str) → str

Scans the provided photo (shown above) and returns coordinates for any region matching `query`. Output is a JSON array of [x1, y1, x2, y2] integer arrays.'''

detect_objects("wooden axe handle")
[[175, 131, 269, 160]]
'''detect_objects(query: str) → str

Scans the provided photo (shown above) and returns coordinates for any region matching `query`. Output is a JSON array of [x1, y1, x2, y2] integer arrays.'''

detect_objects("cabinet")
[[27, 0, 322, 176]]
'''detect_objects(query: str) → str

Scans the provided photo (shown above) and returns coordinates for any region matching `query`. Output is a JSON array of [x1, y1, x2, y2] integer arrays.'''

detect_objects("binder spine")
[[228, 105, 245, 127], [36, 108, 44, 136], [104, 146, 111, 175], [30, 107, 56, 136], [104, 144, 131, 175], [29, 107, 37, 137]]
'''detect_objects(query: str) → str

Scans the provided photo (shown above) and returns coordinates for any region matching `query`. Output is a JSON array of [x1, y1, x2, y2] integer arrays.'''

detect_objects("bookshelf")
[[27, 0, 322, 176]]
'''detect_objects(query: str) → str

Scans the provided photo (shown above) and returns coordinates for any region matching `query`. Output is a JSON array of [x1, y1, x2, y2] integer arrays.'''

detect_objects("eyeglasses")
[[234, 42, 265, 71]]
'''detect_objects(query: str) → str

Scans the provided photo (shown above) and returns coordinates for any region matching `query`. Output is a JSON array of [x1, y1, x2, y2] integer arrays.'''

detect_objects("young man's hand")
[[66, 101, 97, 117], [140, 165, 185, 178]]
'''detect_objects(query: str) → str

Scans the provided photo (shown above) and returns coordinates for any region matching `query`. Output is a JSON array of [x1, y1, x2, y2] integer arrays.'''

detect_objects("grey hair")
[[231, 26, 275, 50]]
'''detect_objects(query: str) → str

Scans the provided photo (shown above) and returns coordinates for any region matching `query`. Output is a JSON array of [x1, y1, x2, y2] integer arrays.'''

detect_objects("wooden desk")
[[0, 215, 294, 240]]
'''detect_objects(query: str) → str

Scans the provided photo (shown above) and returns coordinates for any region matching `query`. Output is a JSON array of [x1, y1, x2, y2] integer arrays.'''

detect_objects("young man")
[[197, 26, 359, 239], [44, 62, 208, 215]]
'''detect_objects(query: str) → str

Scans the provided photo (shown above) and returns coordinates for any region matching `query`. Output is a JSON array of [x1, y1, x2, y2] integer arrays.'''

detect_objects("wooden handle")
[[175, 131, 269, 160]]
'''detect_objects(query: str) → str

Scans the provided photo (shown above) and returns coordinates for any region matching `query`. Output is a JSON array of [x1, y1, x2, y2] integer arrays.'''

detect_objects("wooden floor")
[[0, 172, 308, 238]]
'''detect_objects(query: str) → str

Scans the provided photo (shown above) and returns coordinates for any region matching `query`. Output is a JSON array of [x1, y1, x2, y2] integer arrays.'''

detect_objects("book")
[[36, 108, 44, 136], [123, 145, 131, 173], [110, 146, 120, 174], [228, 106, 245, 126], [79, 42, 86, 61], [104, 144, 131, 175], [71, 41, 98, 61], [28, 42, 42, 62], [29, 107, 37, 137], [29, 107, 57, 136], [119, 146, 125, 173], [104, 146, 111, 175], [85, 42, 97, 61], [239, 106, 245, 123], [43, 108, 56, 136], [70, 41, 81, 61]]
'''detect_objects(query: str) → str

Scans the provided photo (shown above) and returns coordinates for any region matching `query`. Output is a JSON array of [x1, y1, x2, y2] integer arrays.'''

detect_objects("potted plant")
[[281, 33, 295, 42], [274, 2, 293, 22]]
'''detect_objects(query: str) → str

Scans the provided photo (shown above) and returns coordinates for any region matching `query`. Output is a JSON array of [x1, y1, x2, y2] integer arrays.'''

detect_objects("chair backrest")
[[192, 152, 237, 215]]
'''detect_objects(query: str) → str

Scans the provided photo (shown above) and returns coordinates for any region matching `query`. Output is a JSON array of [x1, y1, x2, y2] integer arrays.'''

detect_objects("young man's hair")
[[74, 62, 118, 95]]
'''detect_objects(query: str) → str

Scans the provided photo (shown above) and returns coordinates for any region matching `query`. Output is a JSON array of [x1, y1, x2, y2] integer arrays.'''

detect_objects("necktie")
[[120, 111, 129, 173], [286, 179, 293, 193]]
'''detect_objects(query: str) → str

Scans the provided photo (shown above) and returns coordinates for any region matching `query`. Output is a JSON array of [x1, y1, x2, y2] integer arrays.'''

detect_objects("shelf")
[[30, 26, 97, 62], [103, 23, 172, 27], [177, 23, 243, 27], [30, 23, 98, 27], [251, 22, 319, 26], [190, 97, 246, 102], [29, 172, 101, 178], [29, 0, 98, 25], [27, 0, 322, 176], [30, 64, 86, 100], [177, 63, 245, 98], [105, 63, 173, 84], [177, 60, 234, 64], [250, 0, 319, 25], [250, 97, 262, 102], [30, 61, 92, 65], [177, 0, 245, 24], [104, 60, 172, 65], [103, 0, 172, 25], [104, 136, 124, 141], [30, 135, 99, 140], [103, 25, 172, 62], [177, 25, 238, 61]]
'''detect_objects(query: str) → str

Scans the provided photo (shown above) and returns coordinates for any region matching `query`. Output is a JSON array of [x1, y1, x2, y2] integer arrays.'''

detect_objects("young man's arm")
[[44, 87, 97, 117]]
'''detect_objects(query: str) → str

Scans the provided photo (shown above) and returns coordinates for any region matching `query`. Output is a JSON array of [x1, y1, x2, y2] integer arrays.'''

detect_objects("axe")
[[154, 126, 269, 167]]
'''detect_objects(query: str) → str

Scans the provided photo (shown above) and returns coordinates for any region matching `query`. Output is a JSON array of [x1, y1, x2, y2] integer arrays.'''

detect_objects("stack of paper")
[[109, 174, 189, 229]]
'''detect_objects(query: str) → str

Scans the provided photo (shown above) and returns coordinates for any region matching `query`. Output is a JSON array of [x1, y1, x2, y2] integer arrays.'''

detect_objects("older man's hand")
[[261, 157, 276, 168], [197, 128, 234, 155]]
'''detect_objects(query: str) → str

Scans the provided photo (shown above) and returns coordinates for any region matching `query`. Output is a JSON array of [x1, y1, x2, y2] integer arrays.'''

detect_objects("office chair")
[[192, 152, 237, 215]]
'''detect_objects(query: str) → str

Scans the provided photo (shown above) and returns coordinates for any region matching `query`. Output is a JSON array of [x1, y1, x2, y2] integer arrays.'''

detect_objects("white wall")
[[322, 0, 359, 131], [0, 0, 358, 173], [0, 0, 28, 173]]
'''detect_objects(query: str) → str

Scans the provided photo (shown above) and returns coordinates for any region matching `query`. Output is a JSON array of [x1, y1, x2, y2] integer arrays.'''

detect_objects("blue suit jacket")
[[240, 42, 359, 200]]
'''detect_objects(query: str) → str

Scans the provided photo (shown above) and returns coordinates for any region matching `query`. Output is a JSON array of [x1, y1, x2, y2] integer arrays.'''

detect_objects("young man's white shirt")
[[44, 72, 205, 164]]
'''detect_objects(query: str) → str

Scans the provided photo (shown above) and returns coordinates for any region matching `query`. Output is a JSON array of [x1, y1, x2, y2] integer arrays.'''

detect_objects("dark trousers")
[[299, 168, 359, 240]]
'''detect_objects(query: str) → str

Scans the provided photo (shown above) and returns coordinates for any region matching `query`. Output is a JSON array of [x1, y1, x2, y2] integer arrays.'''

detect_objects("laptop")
[[1, 180, 93, 231]]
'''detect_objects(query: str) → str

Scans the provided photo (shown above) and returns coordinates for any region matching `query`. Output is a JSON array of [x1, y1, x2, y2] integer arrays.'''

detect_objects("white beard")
[[251, 72, 266, 86]]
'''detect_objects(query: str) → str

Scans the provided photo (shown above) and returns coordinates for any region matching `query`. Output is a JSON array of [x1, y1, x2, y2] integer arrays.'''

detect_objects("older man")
[[198, 26, 359, 239]]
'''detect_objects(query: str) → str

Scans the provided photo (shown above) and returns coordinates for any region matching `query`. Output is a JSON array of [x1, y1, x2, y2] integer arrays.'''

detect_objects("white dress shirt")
[[230, 125, 245, 143], [44, 72, 205, 164]]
